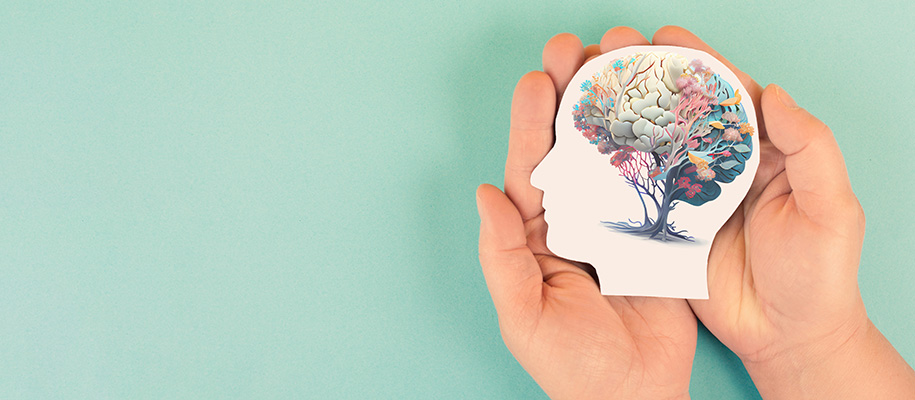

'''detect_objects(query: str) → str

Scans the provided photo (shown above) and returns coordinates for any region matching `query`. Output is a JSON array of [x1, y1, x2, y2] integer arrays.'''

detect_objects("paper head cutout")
[[531, 46, 759, 299]]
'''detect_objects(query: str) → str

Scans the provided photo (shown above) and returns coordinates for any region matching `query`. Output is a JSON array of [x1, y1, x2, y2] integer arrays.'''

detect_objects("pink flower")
[[676, 76, 700, 96], [610, 150, 633, 166], [597, 139, 614, 155], [722, 112, 740, 124], [677, 177, 691, 189], [722, 127, 742, 141], [696, 167, 716, 181], [690, 59, 707, 73]]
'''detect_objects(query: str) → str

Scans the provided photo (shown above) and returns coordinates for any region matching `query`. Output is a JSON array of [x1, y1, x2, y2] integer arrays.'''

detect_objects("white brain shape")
[[605, 52, 688, 154]]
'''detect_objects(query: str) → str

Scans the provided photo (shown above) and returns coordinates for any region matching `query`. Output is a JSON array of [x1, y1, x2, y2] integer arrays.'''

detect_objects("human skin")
[[476, 27, 696, 400], [651, 26, 915, 399], [477, 25, 915, 399]]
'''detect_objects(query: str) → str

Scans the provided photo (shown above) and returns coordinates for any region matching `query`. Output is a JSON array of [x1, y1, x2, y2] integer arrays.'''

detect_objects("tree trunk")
[[604, 163, 693, 241]]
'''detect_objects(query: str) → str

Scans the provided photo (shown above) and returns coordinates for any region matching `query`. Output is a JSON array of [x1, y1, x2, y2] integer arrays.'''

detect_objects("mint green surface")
[[2, 1, 913, 398]]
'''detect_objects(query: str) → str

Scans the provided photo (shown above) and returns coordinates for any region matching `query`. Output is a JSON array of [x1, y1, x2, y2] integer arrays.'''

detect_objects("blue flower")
[[612, 60, 624, 70], [580, 80, 592, 92]]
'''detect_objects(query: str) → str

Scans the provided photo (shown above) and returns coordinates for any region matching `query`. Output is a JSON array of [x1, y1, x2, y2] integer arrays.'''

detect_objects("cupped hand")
[[653, 26, 915, 398], [476, 28, 696, 400], [650, 25, 868, 360]]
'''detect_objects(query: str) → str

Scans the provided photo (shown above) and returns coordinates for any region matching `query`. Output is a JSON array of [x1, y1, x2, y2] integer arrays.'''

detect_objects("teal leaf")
[[733, 144, 751, 153], [719, 160, 740, 170]]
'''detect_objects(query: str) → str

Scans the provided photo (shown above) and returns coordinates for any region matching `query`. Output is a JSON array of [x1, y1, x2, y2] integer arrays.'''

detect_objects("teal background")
[[1, 1, 912, 398]]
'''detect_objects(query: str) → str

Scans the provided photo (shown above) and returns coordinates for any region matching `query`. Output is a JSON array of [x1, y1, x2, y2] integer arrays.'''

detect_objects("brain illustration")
[[570, 50, 755, 241], [579, 52, 689, 154]]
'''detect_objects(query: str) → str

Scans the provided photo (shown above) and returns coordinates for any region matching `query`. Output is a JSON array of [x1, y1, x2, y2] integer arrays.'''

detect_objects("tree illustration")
[[572, 53, 754, 241]]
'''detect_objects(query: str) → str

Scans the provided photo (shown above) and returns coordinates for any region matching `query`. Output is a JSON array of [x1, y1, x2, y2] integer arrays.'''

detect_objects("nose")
[[530, 146, 557, 190]]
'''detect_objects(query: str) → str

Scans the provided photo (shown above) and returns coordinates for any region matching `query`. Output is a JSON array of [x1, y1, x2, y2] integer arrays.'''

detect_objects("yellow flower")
[[739, 123, 755, 135]]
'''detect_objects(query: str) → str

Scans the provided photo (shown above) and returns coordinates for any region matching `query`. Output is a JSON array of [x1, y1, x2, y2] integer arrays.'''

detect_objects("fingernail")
[[475, 185, 488, 216], [775, 85, 799, 110]]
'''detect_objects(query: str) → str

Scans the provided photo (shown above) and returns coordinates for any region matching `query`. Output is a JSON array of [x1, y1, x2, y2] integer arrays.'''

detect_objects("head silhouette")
[[531, 46, 759, 299]]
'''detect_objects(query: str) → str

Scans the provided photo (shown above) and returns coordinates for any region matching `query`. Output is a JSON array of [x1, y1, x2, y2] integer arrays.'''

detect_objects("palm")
[[527, 223, 696, 398], [693, 147, 864, 361]]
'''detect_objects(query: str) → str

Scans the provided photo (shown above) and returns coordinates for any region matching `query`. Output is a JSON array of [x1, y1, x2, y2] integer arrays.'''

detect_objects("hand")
[[476, 28, 697, 400], [652, 26, 915, 398]]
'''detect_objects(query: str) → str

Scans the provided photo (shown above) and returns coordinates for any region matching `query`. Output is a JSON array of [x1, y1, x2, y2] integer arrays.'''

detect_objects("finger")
[[760, 84, 855, 215], [599, 26, 649, 53], [744, 138, 787, 211], [543, 33, 585, 101], [689, 204, 749, 333], [651, 26, 763, 104], [584, 44, 601, 63], [477, 184, 543, 322], [505, 71, 556, 221], [584, 44, 601, 59]]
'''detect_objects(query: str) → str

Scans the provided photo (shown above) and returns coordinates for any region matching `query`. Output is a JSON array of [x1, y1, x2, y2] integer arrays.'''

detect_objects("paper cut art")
[[531, 46, 759, 299]]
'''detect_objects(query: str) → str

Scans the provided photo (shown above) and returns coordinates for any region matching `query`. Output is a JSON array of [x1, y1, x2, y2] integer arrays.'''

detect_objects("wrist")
[[742, 316, 867, 398], [742, 319, 915, 399]]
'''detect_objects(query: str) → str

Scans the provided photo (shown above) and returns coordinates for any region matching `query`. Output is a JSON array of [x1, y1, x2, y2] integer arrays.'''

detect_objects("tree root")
[[602, 221, 694, 242]]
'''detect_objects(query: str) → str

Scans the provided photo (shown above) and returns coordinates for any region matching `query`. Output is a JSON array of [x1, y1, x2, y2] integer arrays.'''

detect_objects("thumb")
[[761, 84, 856, 216], [476, 184, 542, 324]]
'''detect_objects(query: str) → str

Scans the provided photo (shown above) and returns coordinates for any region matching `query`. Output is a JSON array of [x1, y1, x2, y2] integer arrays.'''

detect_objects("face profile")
[[531, 46, 759, 299]]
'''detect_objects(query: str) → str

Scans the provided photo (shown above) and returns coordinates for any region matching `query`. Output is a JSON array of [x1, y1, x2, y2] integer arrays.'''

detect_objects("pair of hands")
[[476, 26, 914, 399]]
